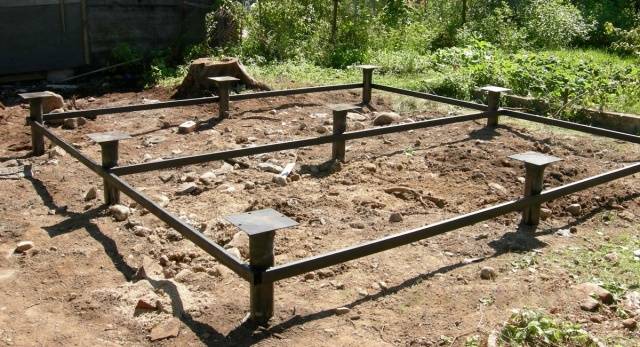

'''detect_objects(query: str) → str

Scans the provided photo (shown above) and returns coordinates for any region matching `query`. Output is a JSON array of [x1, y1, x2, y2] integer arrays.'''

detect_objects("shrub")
[[605, 22, 640, 57]]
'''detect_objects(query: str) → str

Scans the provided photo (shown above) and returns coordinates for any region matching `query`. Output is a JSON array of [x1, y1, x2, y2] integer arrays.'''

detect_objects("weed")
[[499, 309, 598, 346]]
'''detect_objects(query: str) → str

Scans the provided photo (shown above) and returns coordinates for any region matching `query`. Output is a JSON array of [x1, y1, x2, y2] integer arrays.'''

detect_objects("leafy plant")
[[499, 309, 598, 346]]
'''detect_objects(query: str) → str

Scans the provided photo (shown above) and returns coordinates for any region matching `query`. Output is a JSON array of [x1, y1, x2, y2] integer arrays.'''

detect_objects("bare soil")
[[1, 87, 639, 346]]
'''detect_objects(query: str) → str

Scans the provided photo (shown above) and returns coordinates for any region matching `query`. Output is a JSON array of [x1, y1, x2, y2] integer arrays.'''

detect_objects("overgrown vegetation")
[[143, 1, 640, 117]]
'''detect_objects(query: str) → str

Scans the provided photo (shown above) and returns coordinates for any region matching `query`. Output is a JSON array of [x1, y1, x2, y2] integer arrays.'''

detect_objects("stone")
[[159, 173, 174, 183], [373, 112, 400, 126], [335, 307, 350, 315], [244, 181, 256, 190], [566, 203, 582, 216], [315, 125, 329, 134], [618, 211, 635, 222], [227, 247, 242, 260], [178, 120, 197, 134], [176, 183, 199, 195], [622, 318, 637, 330], [363, 163, 377, 172], [575, 283, 614, 305], [48, 146, 66, 158], [42, 92, 65, 113], [580, 297, 600, 312], [84, 187, 97, 201], [135, 296, 160, 311], [604, 252, 619, 264], [258, 162, 284, 174], [156, 195, 170, 208], [540, 208, 552, 220], [488, 182, 508, 195], [174, 269, 194, 283], [349, 121, 366, 130], [389, 212, 403, 223], [622, 291, 640, 316], [62, 118, 77, 129], [109, 204, 130, 221], [235, 135, 248, 144], [377, 281, 389, 290], [14, 241, 34, 253], [149, 317, 180, 341], [272, 175, 287, 186], [349, 222, 365, 229], [480, 267, 497, 280], [346, 112, 367, 121], [199, 171, 217, 185], [226, 232, 249, 258], [133, 226, 151, 237]]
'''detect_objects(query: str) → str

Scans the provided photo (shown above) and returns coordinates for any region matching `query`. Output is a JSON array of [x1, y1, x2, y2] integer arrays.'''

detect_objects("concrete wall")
[[0, 0, 211, 76]]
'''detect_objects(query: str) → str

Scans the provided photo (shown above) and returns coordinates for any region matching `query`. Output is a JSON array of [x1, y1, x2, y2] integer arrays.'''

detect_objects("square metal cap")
[[355, 65, 379, 70], [329, 104, 362, 113], [87, 131, 131, 144], [509, 151, 562, 167], [225, 208, 298, 236], [481, 86, 512, 94], [19, 91, 56, 100], [208, 76, 240, 84]]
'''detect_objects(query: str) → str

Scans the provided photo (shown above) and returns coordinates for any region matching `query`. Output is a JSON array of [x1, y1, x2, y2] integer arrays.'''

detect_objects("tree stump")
[[175, 57, 270, 98]]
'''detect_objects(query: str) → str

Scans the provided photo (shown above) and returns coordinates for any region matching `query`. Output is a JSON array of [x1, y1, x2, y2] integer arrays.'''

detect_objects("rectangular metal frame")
[[24, 77, 640, 323]]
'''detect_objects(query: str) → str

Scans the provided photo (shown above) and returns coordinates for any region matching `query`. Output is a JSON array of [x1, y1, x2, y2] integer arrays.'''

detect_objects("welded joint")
[[509, 151, 562, 226], [481, 86, 511, 127], [209, 76, 240, 119]]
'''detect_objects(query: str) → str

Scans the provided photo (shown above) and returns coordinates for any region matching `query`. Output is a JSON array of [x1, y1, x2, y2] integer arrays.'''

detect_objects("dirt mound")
[[174, 57, 270, 98]]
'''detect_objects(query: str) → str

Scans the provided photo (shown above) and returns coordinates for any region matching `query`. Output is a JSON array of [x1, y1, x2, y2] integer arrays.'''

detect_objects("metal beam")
[[228, 83, 363, 102], [501, 109, 640, 144], [44, 96, 220, 121], [262, 161, 640, 282], [372, 84, 489, 111], [31, 122, 253, 281], [43, 83, 363, 121], [111, 112, 487, 176]]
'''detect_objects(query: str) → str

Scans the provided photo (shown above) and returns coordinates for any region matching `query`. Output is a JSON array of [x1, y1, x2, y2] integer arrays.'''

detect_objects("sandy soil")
[[1, 87, 639, 346]]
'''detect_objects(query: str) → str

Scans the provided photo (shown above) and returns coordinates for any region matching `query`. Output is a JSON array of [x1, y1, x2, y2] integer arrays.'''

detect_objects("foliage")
[[499, 309, 597, 346], [605, 22, 640, 57], [459, 0, 592, 50]]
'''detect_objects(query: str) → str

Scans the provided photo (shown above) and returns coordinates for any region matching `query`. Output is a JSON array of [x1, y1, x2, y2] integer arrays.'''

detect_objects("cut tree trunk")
[[174, 57, 270, 98]]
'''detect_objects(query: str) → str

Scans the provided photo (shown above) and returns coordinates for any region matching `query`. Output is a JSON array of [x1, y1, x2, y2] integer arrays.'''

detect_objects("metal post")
[[356, 65, 377, 105], [87, 132, 131, 205], [101, 141, 120, 204], [481, 86, 511, 127], [224, 208, 298, 326], [19, 92, 51, 156], [249, 231, 275, 325], [330, 104, 361, 162], [209, 76, 240, 119], [508, 152, 561, 225]]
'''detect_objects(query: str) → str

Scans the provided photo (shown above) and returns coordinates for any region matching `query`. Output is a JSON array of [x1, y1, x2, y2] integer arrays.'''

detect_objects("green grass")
[[559, 227, 640, 291], [154, 47, 640, 116]]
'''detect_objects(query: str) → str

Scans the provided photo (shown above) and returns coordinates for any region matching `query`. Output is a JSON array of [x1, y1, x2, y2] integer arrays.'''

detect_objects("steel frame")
[[21, 68, 640, 325]]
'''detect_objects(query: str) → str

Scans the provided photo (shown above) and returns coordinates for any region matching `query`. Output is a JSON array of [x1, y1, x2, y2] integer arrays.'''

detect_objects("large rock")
[[41, 92, 64, 114], [149, 317, 181, 341], [226, 231, 249, 258], [175, 57, 270, 98], [373, 112, 400, 126], [109, 204, 130, 221]]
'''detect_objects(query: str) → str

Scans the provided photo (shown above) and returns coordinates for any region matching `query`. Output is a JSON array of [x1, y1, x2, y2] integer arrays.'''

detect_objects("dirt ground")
[[1, 86, 639, 346]]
